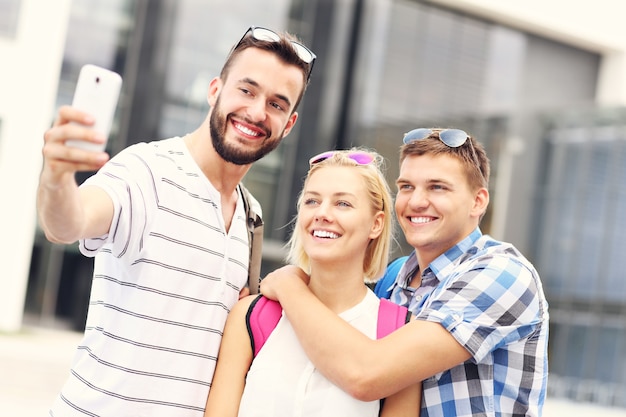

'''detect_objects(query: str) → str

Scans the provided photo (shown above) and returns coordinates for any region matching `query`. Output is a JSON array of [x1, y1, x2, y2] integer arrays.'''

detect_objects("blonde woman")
[[205, 149, 420, 417]]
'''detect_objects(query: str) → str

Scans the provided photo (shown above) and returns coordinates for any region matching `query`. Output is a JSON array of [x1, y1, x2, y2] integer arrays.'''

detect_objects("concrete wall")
[[0, 0, 72, 331]]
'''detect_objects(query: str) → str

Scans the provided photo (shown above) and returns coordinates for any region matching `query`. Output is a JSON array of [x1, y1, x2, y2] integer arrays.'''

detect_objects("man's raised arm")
[[37, 105, 113, 243]]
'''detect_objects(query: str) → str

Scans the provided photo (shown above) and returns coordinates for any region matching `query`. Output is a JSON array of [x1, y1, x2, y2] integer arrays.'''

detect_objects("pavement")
[[0, 325, 81, 417], [2, 325, 626, 417]]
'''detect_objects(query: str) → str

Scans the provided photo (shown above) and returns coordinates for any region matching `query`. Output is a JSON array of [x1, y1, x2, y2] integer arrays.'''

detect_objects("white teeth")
[[410, 217, 432, 224], [235, 123, 260, 137], [313, 230, 339, 239]]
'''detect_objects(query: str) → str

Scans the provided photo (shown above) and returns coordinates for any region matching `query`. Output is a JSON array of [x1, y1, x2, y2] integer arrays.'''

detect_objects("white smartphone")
[[66, 64, 123, 152]]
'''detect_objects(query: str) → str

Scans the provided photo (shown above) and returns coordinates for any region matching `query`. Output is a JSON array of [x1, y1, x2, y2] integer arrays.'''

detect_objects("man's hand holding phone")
[[42, 65, 122, 177], [43, 106, 109, 175]]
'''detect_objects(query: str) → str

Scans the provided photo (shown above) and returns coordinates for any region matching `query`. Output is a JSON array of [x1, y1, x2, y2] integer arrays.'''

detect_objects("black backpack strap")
[[240, 184, 264, 294]]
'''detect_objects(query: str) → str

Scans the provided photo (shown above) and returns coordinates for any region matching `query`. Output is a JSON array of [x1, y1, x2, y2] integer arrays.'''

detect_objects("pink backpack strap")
[[246, 295, 283, 357], [377, 298, 410, 339], [247, 295, 409, 357]]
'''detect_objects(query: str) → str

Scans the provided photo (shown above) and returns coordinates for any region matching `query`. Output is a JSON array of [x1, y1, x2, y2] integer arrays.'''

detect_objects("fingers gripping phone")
[[66, 64, 122, 152]]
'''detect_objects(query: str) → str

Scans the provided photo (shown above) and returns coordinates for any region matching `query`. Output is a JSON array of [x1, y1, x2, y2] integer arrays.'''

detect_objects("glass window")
[[538, 112, 626, 407], [538, 122, 626, 302]]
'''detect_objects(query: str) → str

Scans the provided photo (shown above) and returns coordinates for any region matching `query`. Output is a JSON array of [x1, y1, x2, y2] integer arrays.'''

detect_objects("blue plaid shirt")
[[387, 228, 549, 417]]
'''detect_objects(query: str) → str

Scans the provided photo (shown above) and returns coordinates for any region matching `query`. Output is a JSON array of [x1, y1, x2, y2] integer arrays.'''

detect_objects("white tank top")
[[237, 290, 382, 417]]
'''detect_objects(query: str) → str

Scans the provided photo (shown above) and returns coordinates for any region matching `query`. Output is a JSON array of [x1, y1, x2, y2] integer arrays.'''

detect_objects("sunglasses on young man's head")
[[308, 150, 375, 167], [403, 128, 485, 181], [235, 26, 316, 81], [403, 128, 469, 147]]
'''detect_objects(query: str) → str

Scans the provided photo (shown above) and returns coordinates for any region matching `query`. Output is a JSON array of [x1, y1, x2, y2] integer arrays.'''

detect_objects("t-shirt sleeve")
[[78, 142, 153, 258], [416, 254, 544, 363]]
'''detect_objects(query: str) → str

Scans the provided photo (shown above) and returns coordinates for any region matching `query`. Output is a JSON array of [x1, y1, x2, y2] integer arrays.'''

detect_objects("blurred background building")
[[1, 0, 626, 411]]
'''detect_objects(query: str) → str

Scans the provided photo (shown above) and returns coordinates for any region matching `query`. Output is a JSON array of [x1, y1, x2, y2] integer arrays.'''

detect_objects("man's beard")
[[209, 98, 283, 165]]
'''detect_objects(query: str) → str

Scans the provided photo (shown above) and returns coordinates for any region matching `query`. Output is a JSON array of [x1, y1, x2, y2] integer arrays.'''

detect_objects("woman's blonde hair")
[[286, 148, 394, 282]]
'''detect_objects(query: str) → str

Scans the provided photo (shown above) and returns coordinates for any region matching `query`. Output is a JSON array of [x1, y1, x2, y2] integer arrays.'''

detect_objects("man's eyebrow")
[[395, 177, 454, 186], [427, 178, 454, 186], [239, 77, 292, 109]]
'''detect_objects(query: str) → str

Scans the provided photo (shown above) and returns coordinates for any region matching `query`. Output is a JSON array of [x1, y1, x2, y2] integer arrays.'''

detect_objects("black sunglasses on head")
[[234, 26, 316, 81]]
